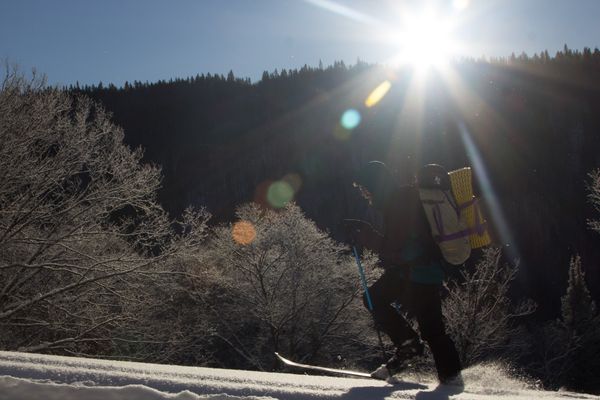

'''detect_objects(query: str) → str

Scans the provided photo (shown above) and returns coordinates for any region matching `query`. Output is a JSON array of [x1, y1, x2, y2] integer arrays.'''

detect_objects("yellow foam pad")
[[448, 167, 491, 249]]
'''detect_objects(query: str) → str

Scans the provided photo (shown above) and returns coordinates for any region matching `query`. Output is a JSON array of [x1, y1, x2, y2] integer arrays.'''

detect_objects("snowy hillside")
[[0, 351, 595, 400]]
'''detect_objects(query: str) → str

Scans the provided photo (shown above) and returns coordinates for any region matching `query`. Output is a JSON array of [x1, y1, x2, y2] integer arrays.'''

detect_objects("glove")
[[340, 219, 372, 245]]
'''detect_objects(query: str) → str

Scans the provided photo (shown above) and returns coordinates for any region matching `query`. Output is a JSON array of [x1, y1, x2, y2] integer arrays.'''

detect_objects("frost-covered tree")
[[0, 68, 210, 355], [561, 256, 597, 331], [562, 257, 600, 386], [442, 248, 535, 366], [588, 169, 600, 234], [526, 170, 600, 392], [203, 202, 376, 370], [532, 256, 600, 392]]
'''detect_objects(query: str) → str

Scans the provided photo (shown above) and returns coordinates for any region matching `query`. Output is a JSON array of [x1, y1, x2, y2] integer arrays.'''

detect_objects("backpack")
[[417, 165, 490, 265]]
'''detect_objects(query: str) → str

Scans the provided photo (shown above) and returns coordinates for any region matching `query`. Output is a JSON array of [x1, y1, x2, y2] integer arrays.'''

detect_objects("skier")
[[343, 161, 463, 384]]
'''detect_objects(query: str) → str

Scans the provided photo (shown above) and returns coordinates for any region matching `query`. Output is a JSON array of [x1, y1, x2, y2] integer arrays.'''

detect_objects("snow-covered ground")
[[0, 351, 595, 400]]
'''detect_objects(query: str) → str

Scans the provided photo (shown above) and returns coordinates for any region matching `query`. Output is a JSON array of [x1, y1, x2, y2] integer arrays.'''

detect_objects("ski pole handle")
[[353, 245, 374, 311]]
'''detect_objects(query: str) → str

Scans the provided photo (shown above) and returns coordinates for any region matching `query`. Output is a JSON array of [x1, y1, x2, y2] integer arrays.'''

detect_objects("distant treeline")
[[75, 45, 600, 316]]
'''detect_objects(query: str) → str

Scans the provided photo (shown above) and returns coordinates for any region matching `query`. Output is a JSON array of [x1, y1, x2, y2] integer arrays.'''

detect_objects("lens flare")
[[365, 80, 392, 108], [333, 123, 352, 140], [341, 109, 361, 130], [267, 180, 295, 208], [282, 173, 303, 193], [232, 220, 256, 245], [385, 10, 458, 72], [453, 0, 469, 10]]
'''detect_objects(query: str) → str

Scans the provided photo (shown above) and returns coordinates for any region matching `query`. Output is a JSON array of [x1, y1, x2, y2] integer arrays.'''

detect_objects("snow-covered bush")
[[201, 202, 376, 370], [442, 248, 535, 367], [0, 69, 210, 356]]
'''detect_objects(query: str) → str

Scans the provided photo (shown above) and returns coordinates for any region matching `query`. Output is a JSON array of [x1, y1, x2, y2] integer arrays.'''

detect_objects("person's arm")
[[341, 219, 383, 252]]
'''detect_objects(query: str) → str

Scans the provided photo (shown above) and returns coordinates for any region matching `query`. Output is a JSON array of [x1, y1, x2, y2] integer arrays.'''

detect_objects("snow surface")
[[0, 351, 596, 400]]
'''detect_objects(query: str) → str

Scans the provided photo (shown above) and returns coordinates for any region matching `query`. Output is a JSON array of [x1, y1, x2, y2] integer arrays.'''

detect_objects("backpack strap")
[[471, 199, 488, 236], [457, 196, 477, 211], [435, 229, 472, 242], [435, 215, 488, 242], [457, 197, 488, 236], [422, 190, 468, 243]]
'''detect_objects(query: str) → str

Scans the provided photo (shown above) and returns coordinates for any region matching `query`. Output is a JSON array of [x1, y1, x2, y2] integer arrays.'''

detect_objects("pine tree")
[[587, 169, 600, 233], [526, 256, 600, 392], [561, 256, 596, 331], [557, 256, 600, 392]]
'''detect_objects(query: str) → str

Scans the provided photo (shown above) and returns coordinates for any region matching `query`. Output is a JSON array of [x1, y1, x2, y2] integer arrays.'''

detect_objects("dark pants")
[[364, 268, 462, 380]]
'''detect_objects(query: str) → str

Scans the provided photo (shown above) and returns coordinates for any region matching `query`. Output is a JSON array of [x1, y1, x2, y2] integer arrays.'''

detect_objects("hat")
[[354, 161, 396, 209]]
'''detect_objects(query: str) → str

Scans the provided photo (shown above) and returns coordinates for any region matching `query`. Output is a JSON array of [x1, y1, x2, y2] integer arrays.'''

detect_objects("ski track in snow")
[[0, 351, 596, 400]]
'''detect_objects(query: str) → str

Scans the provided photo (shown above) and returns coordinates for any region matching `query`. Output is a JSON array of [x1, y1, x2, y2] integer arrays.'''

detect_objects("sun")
[[387, 11, 458, 72]]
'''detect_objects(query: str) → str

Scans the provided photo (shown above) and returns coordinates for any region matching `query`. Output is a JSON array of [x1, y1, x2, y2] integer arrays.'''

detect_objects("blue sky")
[[1, 0, 599, 86]]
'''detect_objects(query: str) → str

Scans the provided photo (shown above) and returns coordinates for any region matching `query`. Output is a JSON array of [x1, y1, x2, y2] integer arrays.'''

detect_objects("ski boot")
[[370, 339, 425, 380], [439, 372, 464, 386]]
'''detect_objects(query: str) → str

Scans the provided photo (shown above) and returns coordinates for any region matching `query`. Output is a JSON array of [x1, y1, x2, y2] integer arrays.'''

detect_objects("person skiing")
[[343, 161, 463, 384]]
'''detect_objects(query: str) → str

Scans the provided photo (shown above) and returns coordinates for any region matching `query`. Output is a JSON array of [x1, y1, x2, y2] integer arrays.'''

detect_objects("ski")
[[274, 352, 373, 379]]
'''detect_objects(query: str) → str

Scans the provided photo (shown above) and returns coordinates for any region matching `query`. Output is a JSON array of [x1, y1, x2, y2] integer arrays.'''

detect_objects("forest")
[[76, 46, 600, 313], [1, 45, 600, 393]]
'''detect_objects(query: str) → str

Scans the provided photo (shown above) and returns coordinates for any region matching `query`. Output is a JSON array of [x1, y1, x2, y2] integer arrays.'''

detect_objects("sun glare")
[[388, 11, 458, 72]]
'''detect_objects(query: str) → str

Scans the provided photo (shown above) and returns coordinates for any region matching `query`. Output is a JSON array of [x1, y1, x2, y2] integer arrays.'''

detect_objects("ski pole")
[[353, 245, 373, 311], [352, 245, 387, 360]]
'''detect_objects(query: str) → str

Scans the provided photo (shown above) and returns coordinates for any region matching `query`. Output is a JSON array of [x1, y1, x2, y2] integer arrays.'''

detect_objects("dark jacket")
[[355, 185, 445, 284]]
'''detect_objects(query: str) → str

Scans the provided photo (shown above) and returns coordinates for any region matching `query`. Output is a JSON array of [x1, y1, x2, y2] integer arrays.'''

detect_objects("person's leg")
[[364, 269, 419, 348], [410, 283, 462, 382], [366, 270, 425, 378]]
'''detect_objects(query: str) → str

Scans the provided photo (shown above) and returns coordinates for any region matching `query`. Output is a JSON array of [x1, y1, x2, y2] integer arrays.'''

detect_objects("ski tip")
[[274, 352, 287, 363]]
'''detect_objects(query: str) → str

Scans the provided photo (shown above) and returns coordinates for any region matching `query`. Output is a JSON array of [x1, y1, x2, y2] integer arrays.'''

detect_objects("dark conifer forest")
[[77, 47, 600, 317]]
